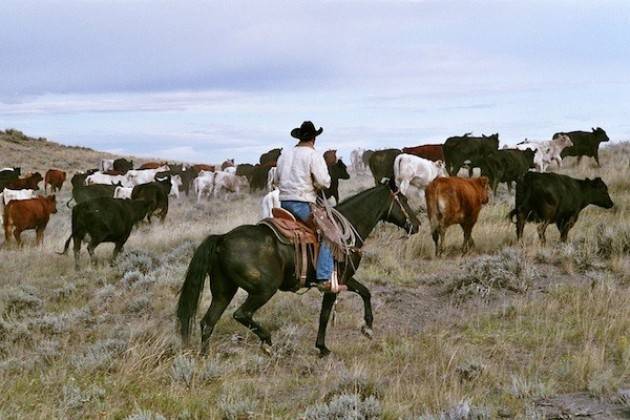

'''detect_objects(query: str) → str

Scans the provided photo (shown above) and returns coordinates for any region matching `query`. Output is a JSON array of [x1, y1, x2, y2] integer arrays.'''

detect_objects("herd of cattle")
[[0, 126, 616, 263]]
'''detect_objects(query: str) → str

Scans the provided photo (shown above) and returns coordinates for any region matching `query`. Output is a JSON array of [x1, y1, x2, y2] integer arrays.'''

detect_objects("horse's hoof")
[[361, 325, 374, 340], [261, 342, 273, 357], [318, 347, 331, 357]]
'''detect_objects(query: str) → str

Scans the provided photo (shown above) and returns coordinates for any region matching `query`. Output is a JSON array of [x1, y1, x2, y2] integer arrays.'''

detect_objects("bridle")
[[386, 190, 415, 234]]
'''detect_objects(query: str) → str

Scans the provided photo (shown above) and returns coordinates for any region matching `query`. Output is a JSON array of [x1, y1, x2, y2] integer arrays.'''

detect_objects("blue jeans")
[[281, 200, 333, 282]]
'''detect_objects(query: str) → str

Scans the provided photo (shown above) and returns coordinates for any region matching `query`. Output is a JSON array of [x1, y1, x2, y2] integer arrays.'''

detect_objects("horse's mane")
[[335, 184, 386, 210]]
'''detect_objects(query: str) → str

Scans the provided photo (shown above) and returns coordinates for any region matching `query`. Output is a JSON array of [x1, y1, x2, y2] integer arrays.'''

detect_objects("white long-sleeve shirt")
[[275, 145, 331, 203]]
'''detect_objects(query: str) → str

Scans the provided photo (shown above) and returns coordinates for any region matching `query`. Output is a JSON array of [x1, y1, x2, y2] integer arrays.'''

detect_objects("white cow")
[[113, 186, 133, 199], [394, 154, 447, 203], [0, 189, 36, 223], [350, 148, 365, 173], [169, 174, 183, 198], [193, 171, 215, 202], [85, 171, 127, 186], [260, 189, 280, 219], [514, 134, 573, 172], [213, 171, 241, 199], [266, 167, 277, 192], [100, 159, 114, 172], [125, 166, 169, 187]]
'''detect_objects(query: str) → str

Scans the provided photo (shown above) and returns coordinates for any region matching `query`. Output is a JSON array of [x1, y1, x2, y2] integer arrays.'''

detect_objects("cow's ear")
[[591, 127, 596, 132]]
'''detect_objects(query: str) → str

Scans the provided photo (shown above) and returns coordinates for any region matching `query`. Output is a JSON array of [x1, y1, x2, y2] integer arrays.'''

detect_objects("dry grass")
[[0, 132, 629, 418]]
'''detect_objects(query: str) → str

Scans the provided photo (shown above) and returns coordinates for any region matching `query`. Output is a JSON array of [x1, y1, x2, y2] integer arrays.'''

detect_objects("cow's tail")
[[57, 232, 75, 255], [425, 186, 441, 231], [508, 174, 528, 223], [176, 234, 220, 345]]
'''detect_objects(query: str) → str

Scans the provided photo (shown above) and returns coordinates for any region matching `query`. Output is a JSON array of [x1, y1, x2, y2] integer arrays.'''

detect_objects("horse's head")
[[382, 178, 420, 234]]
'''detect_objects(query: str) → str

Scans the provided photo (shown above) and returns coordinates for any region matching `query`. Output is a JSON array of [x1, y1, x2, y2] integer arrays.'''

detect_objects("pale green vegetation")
[[0, 132, 628, 418]]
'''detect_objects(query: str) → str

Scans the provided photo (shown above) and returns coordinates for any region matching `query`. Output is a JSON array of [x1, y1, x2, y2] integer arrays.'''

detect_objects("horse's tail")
[[176, 234, 220, 345]]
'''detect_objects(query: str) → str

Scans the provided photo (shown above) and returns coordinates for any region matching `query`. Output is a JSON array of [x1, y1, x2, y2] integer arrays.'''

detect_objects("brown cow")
[[191, 164, 215, 174], [425, 176, 489, 256], [3, 195, 57, 247], [402, 144, 444, 162], [6, 172, 43, 190], [139, 161, 168, 170], [44, 169, 67, 192]]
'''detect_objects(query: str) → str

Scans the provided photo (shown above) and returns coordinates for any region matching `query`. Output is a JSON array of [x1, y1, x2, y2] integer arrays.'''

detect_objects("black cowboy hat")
[[291, 121, 323, 141]]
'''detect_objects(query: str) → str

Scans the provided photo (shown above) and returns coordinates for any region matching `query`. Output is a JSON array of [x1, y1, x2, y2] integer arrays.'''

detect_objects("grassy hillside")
[[0, 133, 628, 418], [0, 129, 120, 173]]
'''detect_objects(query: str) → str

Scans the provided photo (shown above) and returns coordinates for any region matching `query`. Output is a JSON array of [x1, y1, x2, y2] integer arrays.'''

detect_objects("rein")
[[386, 191, 414, 234]]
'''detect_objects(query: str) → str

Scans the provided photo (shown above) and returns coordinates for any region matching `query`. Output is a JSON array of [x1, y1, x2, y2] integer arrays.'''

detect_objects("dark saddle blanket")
[[259, 208, 319, 287]]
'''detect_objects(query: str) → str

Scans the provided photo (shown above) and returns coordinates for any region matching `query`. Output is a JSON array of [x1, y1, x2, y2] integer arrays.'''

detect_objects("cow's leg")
[[35, 227, 44, 246], [537, 221, 550, 245], [315, 292, 338, 357], [399, 179, 410, 196], [516, 212, 526, 243], [199, 277, 238, 355], [73, 236, 82, 270], [232, 291, 276, 351], [461, 223, 474, 254], [431, 228, 440, 256], [87, 240, 98, 266], [577, 155, 583, 166], [13, 229, 23, 247], [344, 277, 374, 339], [558, 215, 578, 242], [594, 152, 601, 167]]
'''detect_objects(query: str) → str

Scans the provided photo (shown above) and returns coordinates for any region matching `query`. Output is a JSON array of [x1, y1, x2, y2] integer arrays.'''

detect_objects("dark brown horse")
[[176, 182, 420, 356]]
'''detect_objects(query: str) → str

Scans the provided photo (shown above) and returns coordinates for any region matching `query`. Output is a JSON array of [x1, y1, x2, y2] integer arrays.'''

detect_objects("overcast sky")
[[1, 0, 629, 163]]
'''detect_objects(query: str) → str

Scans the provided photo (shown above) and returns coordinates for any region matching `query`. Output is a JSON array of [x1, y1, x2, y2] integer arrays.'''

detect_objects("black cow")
[[509, 172, 614, 244], [555, 127, 609, 167], [323, 158, 351, 204], [59, 197, 150, 270], [235, 164, 255, 182], [368, 149, 401, 185], [361, 150, 374, 169], [67, 184, 118, 207], [113, 158, 134, 174], [443, 133, 500, 176], [70, 169, 98, 189], [131, 174, 170, 223], [481, 148, 535, 193], [169, 166, 194, 196], [0, 167, 21, 191], [259, 148, 282, 166]]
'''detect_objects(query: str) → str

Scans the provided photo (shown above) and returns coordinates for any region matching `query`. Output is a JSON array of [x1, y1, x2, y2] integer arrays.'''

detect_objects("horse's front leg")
[[315, 292, 337, 356], [345, 277, 374, 339]]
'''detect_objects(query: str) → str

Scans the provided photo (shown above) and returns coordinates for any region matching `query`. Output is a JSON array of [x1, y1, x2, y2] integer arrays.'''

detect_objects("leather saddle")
[[259, 208, 319, 287]]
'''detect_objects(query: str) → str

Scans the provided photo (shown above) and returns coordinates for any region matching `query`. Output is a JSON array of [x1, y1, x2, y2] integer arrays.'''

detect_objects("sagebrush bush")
[[218, 392, 258, 420], [418, 399, 490, 420], [1, 286, 43, 315], [445, 248, 534, 301], [170, 355, 195, 387], [303, 394, 381, 420], [72, 338, 127, 372], [125, 409, 166, 420], [201, 359, 224, 383], [117, 250, 158, 275], [595, 223, 630, 258]]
